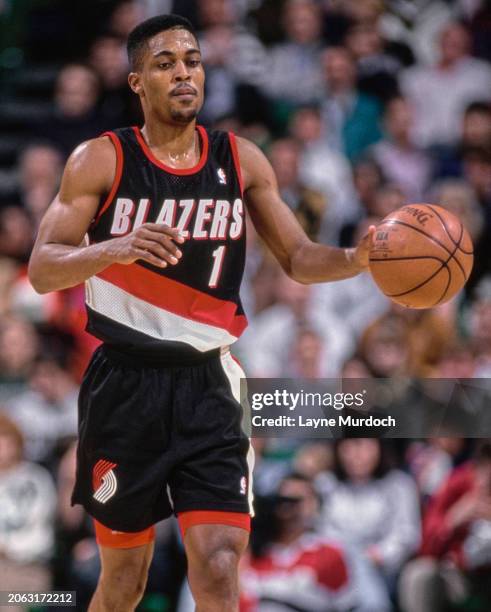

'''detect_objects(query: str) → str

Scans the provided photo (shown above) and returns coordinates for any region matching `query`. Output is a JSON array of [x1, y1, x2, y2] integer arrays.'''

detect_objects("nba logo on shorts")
[[217, 168, 227, 184], [92, 459, 118, 504], [240, 476, 247, 495]]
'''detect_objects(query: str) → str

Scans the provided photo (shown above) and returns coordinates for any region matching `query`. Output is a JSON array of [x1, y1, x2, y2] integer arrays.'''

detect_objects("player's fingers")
[[142, 223, 186, 243], [134, 248, 167, 268], [134, 239, 180, 265], [138, 230, 183, 257]]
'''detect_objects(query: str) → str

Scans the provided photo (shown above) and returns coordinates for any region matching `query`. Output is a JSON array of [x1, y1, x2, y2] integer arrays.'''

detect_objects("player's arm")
[[237, 137, 374, 283], [28, 137, 184, 294]]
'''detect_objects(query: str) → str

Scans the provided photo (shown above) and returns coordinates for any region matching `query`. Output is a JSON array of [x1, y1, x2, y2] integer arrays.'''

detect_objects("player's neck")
[[140, 120, 200, 164]]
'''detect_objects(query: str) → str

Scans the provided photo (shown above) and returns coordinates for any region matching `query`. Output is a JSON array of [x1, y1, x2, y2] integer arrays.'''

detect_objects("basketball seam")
[[425, 204, 474, 256], [383, 219, 467, 280], [384, 260, 450, 298]]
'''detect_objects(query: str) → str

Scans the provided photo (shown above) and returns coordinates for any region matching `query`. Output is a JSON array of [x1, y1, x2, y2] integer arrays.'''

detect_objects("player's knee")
[[99, 564, 148, 607], [199, 547, 240, 596]]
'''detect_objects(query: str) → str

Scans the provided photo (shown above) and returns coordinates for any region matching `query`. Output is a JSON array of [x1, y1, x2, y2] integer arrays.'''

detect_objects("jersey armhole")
[[92, 131, 124, 226], [228, 131, 244, 197]]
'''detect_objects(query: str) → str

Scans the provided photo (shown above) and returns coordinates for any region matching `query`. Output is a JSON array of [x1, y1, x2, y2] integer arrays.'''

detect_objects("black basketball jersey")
[[85, 125, 247, 359]]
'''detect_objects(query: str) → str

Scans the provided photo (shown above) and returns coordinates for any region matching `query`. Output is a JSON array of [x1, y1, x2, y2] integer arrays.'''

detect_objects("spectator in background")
[[321, 46, 383, 161], [0, 206, 34, 263], [371, 97, 433, 201], [197, 0, 268, 126], [108, 0, 144, 39], [17, 144, 63, 227], [406, 437, 469, 503], [358, 311, 413, 377], [238, 273, 353, 377], [261, 0, 325, 111], [352, 157, 384, 214], [317, 439, 420, 596], [290, 105, 361, 244], [399, 440, 491, 612], [436, 101, 491, 178], [267, 138, 327, 240], [0, 317, 39, 402], [241, 473, 391, 611], [401, 21, 491, 148], [36, 64, 105, 155], [0, 412, 56, 601], [345, 22, 401, 102], [89, 34, 140, 127], [5, 353, 78, 465], [312, 217, 389, 340]]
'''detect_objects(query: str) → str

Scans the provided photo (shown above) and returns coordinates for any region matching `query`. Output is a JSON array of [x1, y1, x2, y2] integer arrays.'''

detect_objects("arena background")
[[0, 0, 491, 610]]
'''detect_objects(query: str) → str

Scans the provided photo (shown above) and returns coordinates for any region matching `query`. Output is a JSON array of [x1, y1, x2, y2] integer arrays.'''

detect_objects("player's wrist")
[[345, 247, 364, 274]]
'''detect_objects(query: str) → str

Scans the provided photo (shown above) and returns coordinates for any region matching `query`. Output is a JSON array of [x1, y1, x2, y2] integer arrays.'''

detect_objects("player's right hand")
[[106, 223, 185, 268]]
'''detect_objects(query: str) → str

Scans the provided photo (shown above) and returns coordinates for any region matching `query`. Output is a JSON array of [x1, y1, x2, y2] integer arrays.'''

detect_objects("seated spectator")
[[240, 473, 391, 611], [0, 316, 40, 402], [399, 440, 491, 612], [401, 21, 491, 148], [0, 412, 56, 600], [436, 101, 491, 178], [0, 206, 34, 263], [406, 437, 470, 503], [313, 217, 390, 339], [321, 46, 383, 161], [89, 34, 140, 126], [371, 97, 433, 201], [290, 105, 361, 244], [35, 64, 106, 155], [267, 138, 327, 240], [352, 157, 384, 211], [5, 352, 78, 464], [238, 273, 353, 377], [317, 439, 421, 590], [345, 22, 402, 102], [261, 0, 325, 109], [17, 144, 63, 227]]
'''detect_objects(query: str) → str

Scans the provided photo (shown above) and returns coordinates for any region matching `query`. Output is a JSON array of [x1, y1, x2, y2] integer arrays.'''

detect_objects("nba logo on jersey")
[[217, 168, 227, 184], [240, 476, 247, 495]]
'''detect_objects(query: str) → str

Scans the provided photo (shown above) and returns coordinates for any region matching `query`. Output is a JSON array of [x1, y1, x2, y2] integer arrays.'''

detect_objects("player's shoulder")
[[61, 135, 117, 195], [67, 134, 116, 169]]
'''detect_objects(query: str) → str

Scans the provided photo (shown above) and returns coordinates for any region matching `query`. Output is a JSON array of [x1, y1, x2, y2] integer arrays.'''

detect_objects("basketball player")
[[28, 15, 374, 612]]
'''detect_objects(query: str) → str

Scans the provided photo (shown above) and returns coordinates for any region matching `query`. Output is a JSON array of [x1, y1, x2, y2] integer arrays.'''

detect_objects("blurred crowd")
[[1, 0, 491, 610]]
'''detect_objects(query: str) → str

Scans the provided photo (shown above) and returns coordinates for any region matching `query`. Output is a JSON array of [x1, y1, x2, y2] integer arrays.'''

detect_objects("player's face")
[[131, 29, 205, 124]]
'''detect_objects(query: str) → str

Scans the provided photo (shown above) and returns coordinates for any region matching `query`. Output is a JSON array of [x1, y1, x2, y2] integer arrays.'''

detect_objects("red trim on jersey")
[[228, 132, 244, 196], [177, 510, 251, 538], [133, 125, 209, 175], [93, 132, 124, 224], [96, 263, 248, 337]]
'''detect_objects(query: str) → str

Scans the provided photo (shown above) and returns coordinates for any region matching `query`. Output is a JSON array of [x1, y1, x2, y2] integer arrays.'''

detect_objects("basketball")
[[369, 204, 474, 308]]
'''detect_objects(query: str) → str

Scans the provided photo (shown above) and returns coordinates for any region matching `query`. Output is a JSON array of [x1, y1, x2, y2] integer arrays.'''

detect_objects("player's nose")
[[173, 60, 191, 81]]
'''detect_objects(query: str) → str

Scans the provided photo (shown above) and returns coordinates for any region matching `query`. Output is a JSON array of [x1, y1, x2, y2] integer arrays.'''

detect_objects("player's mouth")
[[171, 85, 197, 99]]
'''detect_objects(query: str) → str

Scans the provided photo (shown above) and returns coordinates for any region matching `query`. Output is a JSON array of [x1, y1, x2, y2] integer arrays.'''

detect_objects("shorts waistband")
[[101, 343, 222, 368]]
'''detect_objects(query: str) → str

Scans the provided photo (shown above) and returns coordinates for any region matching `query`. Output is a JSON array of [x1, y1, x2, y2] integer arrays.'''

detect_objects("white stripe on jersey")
[[86, 275, 238, 352]]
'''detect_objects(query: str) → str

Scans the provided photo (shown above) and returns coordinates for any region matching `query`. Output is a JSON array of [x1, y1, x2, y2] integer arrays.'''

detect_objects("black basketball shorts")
[[71, 344, 254, 533]]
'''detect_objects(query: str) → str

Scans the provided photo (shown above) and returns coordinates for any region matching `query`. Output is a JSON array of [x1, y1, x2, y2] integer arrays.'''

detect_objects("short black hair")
[[127, 14, 198, 70]]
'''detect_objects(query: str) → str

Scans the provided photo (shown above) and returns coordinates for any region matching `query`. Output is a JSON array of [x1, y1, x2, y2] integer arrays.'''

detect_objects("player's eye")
[[187, 59, 201, 67], [158, 62, 173, 70]]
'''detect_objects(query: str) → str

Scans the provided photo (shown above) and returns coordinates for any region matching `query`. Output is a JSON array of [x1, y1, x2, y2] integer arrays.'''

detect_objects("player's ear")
[[128, 72, 143, 96]]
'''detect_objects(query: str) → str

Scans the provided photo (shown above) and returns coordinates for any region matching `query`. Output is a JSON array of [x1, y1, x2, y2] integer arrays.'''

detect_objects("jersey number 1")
[[209, 246, 226, 288]]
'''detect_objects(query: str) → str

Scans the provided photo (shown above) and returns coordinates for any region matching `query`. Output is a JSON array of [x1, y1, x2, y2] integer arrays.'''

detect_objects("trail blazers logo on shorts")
[[92, 459, 118, 504]]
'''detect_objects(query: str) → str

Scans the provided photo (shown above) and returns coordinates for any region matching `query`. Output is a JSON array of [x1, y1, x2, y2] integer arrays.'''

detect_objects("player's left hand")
[[353, 225, 377, 270]]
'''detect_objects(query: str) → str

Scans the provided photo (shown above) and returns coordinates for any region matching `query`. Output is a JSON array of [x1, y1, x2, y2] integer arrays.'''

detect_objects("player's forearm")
[[28, 241, 117, 294], [290, 242, 364, 284]]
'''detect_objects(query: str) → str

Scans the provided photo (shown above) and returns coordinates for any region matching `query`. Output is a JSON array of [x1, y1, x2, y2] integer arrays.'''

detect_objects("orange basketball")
[[369, 204, 474, 308]]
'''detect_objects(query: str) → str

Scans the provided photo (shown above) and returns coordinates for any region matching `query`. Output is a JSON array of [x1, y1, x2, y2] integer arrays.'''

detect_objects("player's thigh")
[[98, 541, 155, 588]]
